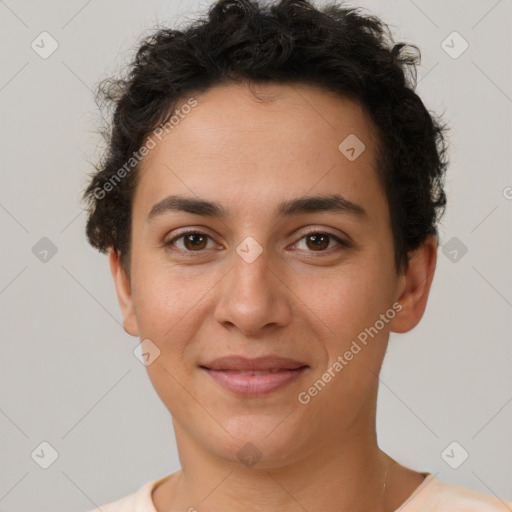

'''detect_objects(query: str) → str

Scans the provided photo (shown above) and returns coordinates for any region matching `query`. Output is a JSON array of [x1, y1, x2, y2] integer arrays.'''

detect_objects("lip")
[[200, 355, 309, 397], [201, 355, 307, 371]]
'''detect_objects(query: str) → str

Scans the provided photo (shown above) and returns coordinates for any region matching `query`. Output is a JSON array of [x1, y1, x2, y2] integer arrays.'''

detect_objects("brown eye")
[[294, 232, 348, 253], [305, 233, 330, 251], [165, 231, 214, 252], [183, 233, 208, 250]]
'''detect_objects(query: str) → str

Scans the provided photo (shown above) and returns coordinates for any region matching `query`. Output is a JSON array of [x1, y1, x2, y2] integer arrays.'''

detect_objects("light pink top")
[[88, 472, 512, 511]]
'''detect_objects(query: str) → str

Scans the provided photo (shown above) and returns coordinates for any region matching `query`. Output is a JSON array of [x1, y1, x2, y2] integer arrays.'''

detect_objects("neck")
[[154, 413, 396, 512]]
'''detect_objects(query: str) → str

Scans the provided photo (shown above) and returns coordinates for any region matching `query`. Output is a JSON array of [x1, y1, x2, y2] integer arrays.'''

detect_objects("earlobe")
[[390, 235, 438, 334], [109, 248, 139, 337]]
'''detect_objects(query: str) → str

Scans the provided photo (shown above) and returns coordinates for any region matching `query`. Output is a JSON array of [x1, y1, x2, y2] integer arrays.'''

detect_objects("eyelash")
[[164, 229, 350, 256]]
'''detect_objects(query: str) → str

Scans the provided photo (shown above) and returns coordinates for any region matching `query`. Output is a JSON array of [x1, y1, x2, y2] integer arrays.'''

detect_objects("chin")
[[208, 416, 308, 468]]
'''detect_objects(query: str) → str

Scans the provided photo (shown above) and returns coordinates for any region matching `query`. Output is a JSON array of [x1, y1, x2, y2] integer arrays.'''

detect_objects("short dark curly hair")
[[82, 0, 449, 275]]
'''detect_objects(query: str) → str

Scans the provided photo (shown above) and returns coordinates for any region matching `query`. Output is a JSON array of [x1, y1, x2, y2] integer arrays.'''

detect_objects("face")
[[110, 81, 436, 467]]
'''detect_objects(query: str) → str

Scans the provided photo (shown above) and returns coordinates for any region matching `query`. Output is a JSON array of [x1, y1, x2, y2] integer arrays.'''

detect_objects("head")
[[82, 0, 448, 466]]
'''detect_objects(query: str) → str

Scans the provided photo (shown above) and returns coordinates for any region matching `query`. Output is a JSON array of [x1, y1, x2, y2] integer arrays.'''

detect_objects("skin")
[[109, 81, 437, 512]]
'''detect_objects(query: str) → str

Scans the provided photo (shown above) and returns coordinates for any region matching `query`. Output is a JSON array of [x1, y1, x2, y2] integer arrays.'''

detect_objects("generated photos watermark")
[[93, 96, 198, 200], [298, 301, 403, 405]]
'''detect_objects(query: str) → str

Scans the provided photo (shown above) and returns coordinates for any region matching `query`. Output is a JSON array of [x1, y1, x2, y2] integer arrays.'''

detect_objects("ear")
[[390, 235, 438, 334], [109, 248, 139, 337]]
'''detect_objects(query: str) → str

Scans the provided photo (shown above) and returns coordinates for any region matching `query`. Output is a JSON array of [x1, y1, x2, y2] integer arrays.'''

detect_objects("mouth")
[[199, 355, 309, 396]]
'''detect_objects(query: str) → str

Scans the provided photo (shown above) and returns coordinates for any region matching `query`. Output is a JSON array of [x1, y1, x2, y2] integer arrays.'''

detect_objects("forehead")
[[148, 81, 379, 157], [133, 81, 385, 222]]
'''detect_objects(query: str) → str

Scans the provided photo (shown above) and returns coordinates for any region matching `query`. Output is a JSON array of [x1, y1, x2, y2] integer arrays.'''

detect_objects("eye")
[[292, 231, 349, 253], [164, 229, 350, 255], [165, 230, 218, 253]]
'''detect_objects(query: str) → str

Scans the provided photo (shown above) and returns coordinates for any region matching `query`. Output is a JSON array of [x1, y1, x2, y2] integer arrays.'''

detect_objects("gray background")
[[0, 0, 511, 510]]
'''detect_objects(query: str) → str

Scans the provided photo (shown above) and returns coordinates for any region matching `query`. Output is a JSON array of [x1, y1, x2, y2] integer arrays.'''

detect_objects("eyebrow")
[[146, 193, 367, 223]]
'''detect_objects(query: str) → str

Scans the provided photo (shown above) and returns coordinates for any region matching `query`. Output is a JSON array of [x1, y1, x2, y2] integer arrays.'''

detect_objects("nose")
[[214, 245, 293, 336]]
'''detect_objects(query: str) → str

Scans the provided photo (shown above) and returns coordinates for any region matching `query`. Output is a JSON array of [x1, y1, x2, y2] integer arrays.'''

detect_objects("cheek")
[[300, 266, 384, 331], [129, 256, 220, 369], [130, 257, 192, 343], [301, 257, 395, 366], [131, 266, 199, 403]]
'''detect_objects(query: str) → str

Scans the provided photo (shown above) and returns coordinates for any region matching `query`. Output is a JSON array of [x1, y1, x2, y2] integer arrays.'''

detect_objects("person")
[[81, 0, 512, 510]]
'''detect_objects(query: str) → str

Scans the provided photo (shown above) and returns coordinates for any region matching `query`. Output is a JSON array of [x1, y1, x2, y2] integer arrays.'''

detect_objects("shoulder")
[[400, 473, 512, 512], [84, 478, 160, 512]]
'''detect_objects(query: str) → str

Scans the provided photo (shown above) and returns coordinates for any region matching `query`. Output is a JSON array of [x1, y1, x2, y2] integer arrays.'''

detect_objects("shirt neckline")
[[143, 471, 436, 512], [392, 472, 435, 511]]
